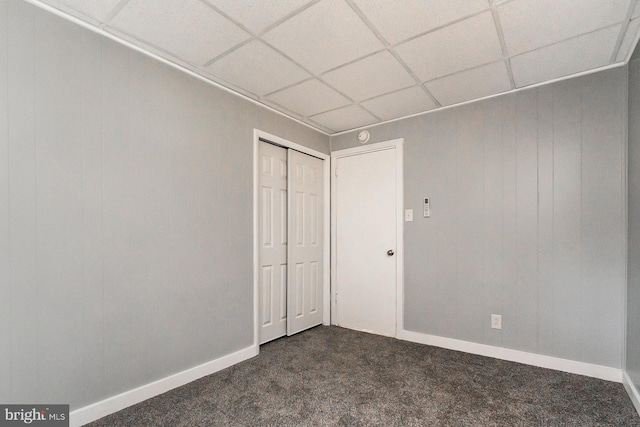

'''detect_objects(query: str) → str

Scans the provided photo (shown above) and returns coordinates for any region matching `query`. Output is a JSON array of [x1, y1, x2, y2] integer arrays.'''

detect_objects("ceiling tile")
[[310, 105, 377, 132], [361, 86, 437, 121], [110, 0, 251, 65], [322, 51, 416, 101], [206, 0, 312, 34], [207, 40, 310, 96], [395, 12, 503, 82], [426, 61, 511, 106], [617, 18, 640, 62], [352, 0, 489, 45], [498, 0, 631, 56], [266, 79, 351, 117], [262, 0, 383, 74], [511, 26, 620, 88], [34, 0, 636, 135], [42, 0, 122, 21]]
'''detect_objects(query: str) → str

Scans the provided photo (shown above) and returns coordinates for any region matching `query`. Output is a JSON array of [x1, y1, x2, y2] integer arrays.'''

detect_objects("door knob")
[[387, 250, 395, 256]]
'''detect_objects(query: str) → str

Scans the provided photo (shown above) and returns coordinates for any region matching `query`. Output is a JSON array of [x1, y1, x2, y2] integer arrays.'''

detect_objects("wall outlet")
[[491, 314, 502, 330], [405, 209, 413, 221]]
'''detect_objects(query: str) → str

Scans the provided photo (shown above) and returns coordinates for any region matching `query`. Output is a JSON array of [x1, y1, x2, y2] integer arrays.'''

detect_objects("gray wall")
[[332, 67, 627, 368], [628, 47, 640, 389], [0, 0, 328, 410]]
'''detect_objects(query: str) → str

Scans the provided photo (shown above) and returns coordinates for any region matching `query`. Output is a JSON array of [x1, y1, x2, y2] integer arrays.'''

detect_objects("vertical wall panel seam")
[[622, 67, 629, 370], [456, 111, 461, 338], [79, 29, 86, 401], [579, 83, 584, 362], [32, 5, 40, 396], [5, 0, 11, 399], [453, 111, 458, 337], [127, 48, 133, 363], [501, 98, 504, 346], [482, 104, 486, 342], [551, 88, 556, 355], [80, 29, 84, 401], [500, 97, 505, 346], [141, 55, 149, 381], [512, 99, 517, 344], [515, 97, 519, 343], [535, 89, 540, 352], [100, 35, 105, 397]]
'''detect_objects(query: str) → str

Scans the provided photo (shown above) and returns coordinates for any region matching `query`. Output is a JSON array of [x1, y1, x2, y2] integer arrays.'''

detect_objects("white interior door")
[[335, 148, 397, 337], [259, 142, 288, 344], [287, 149, 324, 335]]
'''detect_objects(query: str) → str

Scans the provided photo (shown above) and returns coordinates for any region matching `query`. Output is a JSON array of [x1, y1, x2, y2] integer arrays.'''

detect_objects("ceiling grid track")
[[201, 37, 255, 68], [610, 0, 640, 63], [389, 8, 490, 47], [344, 0, 442, 107], [255, 37, 376, 119], [29, 0, 640, 134], [102, 0, 130, 24], [202, 0, 383, 126], [489, 5, 517, 89], [257, 0, 325, 36]]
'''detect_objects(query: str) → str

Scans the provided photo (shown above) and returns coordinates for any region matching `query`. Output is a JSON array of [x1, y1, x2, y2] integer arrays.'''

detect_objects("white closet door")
[[259, 142, 288, 344], [287, 149, 324, 335]]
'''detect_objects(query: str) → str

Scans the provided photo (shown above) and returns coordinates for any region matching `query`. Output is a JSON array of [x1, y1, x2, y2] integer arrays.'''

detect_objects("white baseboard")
[[398, 330, 622, 383], [623, 371, 640, 416], [70, 345, 258, 427]]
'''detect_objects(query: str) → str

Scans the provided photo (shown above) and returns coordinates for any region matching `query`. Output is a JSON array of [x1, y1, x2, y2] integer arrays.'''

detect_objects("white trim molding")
[[398, 330, 622, 383], [624, 371, 640, 416], [70, 345, 258, 427], [330, 138, 404, 335]]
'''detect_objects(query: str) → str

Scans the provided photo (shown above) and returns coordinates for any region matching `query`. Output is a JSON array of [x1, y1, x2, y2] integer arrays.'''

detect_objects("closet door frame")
[[253, 129, 330, 348]]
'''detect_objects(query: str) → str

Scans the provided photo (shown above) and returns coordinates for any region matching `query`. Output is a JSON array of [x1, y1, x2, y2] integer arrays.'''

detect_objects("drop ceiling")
[[35, 0, 640, 134]]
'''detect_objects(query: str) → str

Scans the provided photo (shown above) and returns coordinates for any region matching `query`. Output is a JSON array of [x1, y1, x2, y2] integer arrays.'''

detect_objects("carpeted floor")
[[88, 326, 640, 426]]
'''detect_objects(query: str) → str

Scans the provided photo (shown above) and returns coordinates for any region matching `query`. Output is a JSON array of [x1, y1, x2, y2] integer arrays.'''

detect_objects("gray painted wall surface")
[[332, 68, 627, 368], [628, 52, 640, 388], [0, 0, 328, 409]]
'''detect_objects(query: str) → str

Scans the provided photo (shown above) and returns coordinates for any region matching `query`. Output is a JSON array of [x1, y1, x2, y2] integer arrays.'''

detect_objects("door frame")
[[330, 138, 404, 336], [253, 129, 330, 348]]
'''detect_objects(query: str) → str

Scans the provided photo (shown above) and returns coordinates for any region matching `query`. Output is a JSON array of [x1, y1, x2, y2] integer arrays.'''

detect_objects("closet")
[[258, 140, 324, 344]]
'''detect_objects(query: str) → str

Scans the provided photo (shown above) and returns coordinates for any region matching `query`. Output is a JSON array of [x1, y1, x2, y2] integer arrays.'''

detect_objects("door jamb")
[[330, 138, 404, 336], [253, 130, 331, 349]]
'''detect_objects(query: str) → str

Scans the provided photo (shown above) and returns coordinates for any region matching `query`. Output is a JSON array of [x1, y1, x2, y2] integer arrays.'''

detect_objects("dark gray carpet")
[[88, 326, 639, 426]]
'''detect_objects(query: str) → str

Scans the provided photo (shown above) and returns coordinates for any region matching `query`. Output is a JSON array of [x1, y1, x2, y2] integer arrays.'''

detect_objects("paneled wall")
[[628, 48, 640, 390], [0, 0, 328, 410], [332, 67, 627, 368]]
